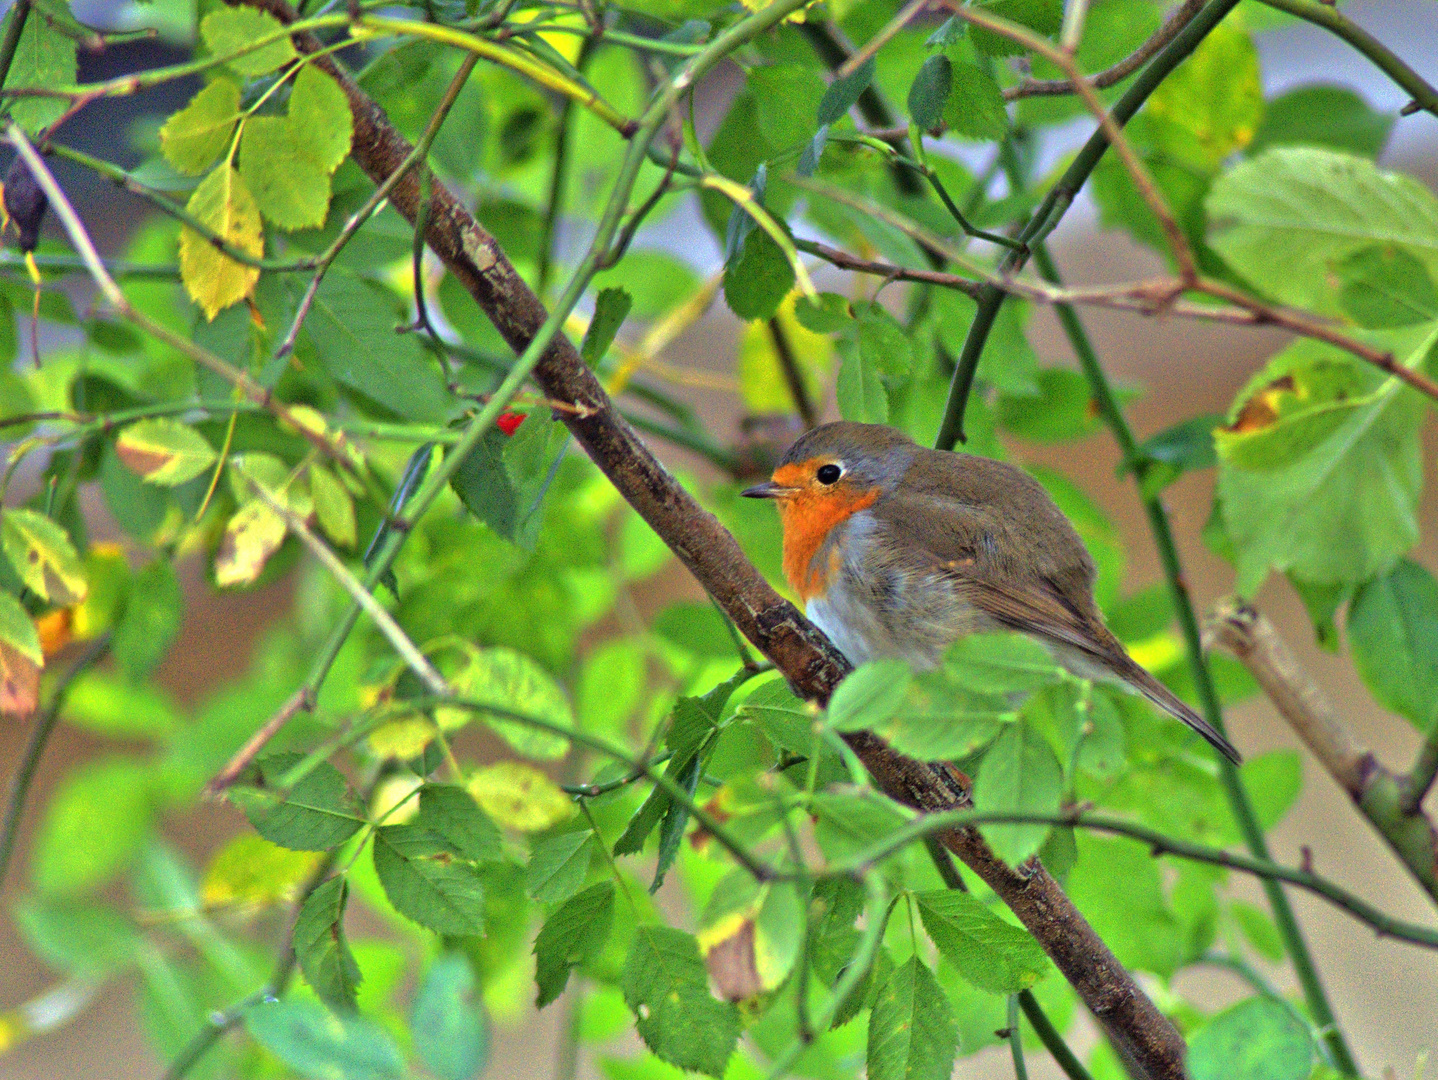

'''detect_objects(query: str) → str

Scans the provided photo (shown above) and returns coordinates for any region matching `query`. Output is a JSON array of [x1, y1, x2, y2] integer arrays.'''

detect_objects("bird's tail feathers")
[[1114, 656, 1242, 765]]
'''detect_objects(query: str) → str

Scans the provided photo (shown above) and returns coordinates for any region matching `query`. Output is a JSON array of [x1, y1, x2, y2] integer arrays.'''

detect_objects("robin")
[[742, 421, 1241, 764]]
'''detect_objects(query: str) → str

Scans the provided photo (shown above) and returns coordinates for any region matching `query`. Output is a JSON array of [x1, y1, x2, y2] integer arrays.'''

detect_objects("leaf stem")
[[1403, 715, 1438, 816], [0, 633, 110, 893], [1018, 990, 1094, 1080]]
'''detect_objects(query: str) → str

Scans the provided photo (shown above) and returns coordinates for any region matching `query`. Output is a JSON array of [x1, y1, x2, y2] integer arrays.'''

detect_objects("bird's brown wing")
[[871, 488, 1242, 763]]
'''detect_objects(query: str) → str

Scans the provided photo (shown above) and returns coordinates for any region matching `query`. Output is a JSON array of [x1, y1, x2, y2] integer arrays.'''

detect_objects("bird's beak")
[[741, 480, 791, 499]]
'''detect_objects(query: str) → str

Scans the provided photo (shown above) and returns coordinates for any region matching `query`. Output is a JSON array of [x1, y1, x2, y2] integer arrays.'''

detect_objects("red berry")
[[496, 411, 526, 436]]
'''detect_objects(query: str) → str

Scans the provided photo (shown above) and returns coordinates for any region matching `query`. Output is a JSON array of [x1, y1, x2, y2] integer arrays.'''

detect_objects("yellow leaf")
[[1, 508, 87, 605], [201, 834, 320, 908], [366, 714, 437, 760], [179, 165, 263, 320], [467, 761, 573, 832], [214, 500, 286, 588], [738, 292, 833, 414]]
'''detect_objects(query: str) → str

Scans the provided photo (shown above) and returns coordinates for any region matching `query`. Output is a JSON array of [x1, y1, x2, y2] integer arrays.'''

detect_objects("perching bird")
[[742, 421, 1240, 764]]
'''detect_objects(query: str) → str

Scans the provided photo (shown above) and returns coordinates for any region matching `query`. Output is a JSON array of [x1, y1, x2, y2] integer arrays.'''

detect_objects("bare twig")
[[1208, 600, 1438, 906], [835, 0, 931, 78], [208, 688, 314, 795], [1011, 0, 1204, 98]]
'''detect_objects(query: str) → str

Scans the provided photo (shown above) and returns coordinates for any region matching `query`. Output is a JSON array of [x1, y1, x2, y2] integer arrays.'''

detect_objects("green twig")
[[0, 633, 110, 892], [1018, 990, 1094, 1080], [834, 808, 1438, 950], [1027, 242, 1359, 1075], [1403, 715, 1438, 815], [1007, 994, 1030, 1080], [934, 0, 1245, 448], [1255, 0, 1438, 119], [0, 0, 34, 94], [536, 36, 597, 296]]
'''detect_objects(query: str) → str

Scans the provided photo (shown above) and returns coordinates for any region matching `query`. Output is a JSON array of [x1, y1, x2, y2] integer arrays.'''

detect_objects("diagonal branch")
[[237, 0, 1188, 1073], [1208, 600, 1438, 907]]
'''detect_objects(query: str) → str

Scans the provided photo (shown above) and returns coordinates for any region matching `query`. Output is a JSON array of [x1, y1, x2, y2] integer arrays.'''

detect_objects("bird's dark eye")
[[816, 464, 843, 485]]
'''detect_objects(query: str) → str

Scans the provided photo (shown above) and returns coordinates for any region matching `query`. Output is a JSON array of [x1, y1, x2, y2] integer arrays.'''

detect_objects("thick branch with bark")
[[239, 1, 1189, 1073], [1209, 600, 1438, 906]]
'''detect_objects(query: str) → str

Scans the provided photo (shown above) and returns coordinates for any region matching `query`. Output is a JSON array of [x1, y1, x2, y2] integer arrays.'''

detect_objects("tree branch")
[[1208, 600, 1438, 906], [236, 1, 1190, 1073]]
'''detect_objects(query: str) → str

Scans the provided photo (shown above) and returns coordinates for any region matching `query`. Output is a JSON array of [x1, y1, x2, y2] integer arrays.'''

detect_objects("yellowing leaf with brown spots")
[[1, 509, 87, 606], [179, 165, 263, 320], [214, 500, 286, 588], [116, 418, 218, 485], [467, 761, 572, 832]]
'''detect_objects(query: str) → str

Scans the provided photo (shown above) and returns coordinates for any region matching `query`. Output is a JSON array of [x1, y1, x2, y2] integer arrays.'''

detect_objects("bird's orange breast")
[[774, 471, 880, 603]]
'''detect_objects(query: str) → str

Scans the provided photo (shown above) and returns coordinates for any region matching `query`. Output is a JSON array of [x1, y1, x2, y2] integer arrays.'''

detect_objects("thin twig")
[[1007, 994, 1030, 1080], [1018, 990, 1095, 1080], [1010, 0, 1204, 99], [208, 688, 314, 794], [275, 52, 479, 359], [766, 316, 818, 428], [1208, 600, 1438, 905], [1405, 719, 1438, 817], [4, 127, 360, 469], [247, 480, 448, 696], [0, 634, 110, 891], [835, 0, 931, 78], [1255, 0, 1438, 119]]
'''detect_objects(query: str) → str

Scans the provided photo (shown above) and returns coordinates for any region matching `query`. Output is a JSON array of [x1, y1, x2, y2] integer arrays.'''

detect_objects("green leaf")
[[1230, 900, 1285, 962], [372, 824, 486, 935], [7, 15, 76, 132], [945, 632, 1063, 694], [1348, 559, 1438, 727], [294, 876, 362, 1012], [972, 719, 1062, 864], [0, 589, 41, 665], [943, 60, 1008, 140], [907, 55, 951, 131], [417, 784, 502, 863], [723, 225, 794, 322], [1144, 22, 1262, 171], [467, 761, 573, 832], [288, 64, 353, 174], [996, 368, 1104, 441], [446, 646, 573, 759], [1207, 147, 1438, 316], [526, 830, 594, 904], [827, 659, 912, 732], [201, 833, 320, 908], [452, 419, 569, 550], [32, 757, 155, 896], [160, 79, 242, 176], [582, 287, 632, 366], [200, 7, 297, 77], [64, 672, 179, 739], [309, 464, 357, 548], [412, 953, 489, 1080], [1214, 329, 1433, 593], [855, 303, 913, 381], [738, 294, 835, 414], [968, 0, 1062, 57], [878, 670, 1009, 760], [915, 890, 1049, 994], [811, 789, 910, 862], [590, 251, 700, 320], [115, 419, 217, 486], [1240, 750, 1302, 831], [534, 881, 615, 1007], [835, 338, 888, 423], [752, 61, 826, 149], [1187, 997, 1314, 1080], [1335, 245, 1438, 328], [866, 956, 958, 1080], [13, 898, 139, 977], [1249, 84, 1392, 160], [2, 508, 87, 605], [817, 58, 875, 126], [622, 925, 739, 1077], [239, 117, 334, 231], [179, 165, 263, 320], [307, 272, 451, 422], [1065, 833, 1181, 975], [244, 999, 404, 1080], [111, 558, 182, 682], [230, 753, 366, 852], [795, 292, 853, 333]]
